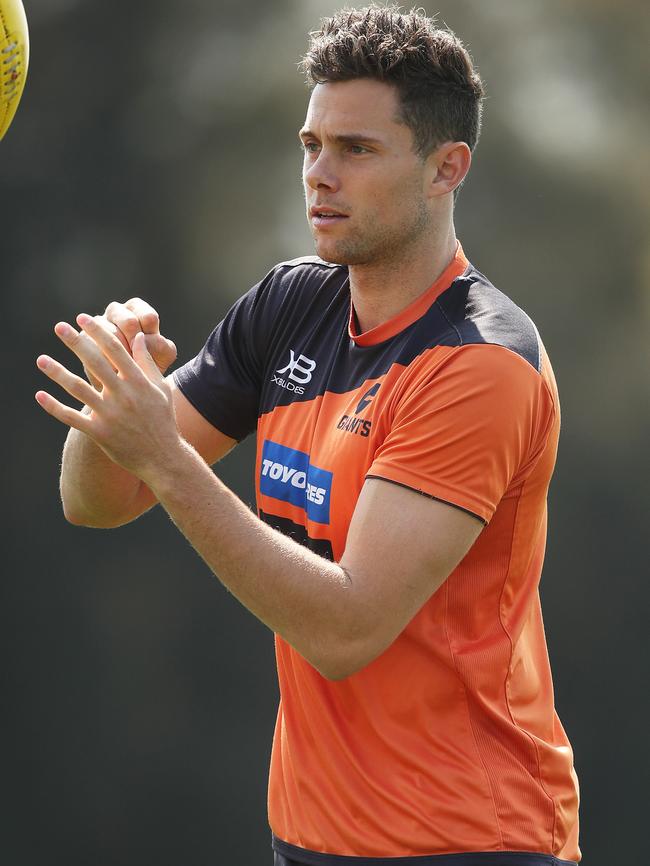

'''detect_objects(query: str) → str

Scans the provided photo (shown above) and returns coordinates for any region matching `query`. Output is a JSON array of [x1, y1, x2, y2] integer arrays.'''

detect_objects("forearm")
[[38, 316, 364, 674], [61, 418, 155, 527], [144, 439, 358, 677], [39, 312, 481, 682]]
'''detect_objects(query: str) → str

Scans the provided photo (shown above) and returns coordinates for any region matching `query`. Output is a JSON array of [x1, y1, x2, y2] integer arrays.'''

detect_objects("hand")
[[36, 314, 182, 481], [103, 298, 177, 374], [80, 299, 177, 392]]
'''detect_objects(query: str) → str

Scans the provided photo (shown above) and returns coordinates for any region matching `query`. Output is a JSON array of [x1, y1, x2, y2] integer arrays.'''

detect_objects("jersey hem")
[[272, 836, 578, 865], [364, 474, 488, 525], [172, 366, 252, 442]]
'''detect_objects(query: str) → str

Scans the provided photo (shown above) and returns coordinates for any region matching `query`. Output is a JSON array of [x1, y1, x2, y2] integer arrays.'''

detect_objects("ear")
[[425, 141, 472, 199]]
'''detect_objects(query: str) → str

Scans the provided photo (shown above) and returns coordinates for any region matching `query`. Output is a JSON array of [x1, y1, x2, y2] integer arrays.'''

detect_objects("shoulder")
[[246, 255, 349, 315], [274, 254, 342, 271], [268, 255, 347, 286], [436, 265, 543, 373]]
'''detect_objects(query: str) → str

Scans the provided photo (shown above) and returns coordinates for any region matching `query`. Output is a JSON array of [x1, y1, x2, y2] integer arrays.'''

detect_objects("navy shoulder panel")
[[275, 254, 343, 271], [263, 256, 349, 314], [435, 267, 542, 372]]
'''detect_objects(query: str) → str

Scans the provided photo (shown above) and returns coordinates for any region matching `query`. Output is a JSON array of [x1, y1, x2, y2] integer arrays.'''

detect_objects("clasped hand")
[[36, 299, 180, 481]]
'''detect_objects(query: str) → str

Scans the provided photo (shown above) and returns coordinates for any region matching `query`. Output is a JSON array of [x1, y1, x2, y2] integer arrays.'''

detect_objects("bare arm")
[[37, 315, 482, 679], [146, 447, 482, 679], [61, 381, 236, 527], [57, 298, 236, 527]]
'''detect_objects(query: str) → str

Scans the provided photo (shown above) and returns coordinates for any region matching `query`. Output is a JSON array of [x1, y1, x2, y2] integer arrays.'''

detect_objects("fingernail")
[[36, 355, 50, 369], [76, 313, 92, 327], [55, 322, 73, 337]]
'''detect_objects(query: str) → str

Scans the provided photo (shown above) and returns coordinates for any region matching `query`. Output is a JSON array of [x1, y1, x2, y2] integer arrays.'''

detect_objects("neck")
[[349, 222, 458, 334]]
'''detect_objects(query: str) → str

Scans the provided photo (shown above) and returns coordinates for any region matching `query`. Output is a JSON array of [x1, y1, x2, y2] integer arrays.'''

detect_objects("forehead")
[[302, 79, 407, 141]]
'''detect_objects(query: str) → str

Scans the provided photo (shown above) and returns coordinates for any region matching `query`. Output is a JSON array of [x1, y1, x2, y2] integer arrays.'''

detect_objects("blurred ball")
[[0, 0, 29, 141]]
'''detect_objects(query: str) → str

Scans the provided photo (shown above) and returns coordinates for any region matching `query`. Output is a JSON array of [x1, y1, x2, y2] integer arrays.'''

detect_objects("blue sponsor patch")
[[260, 440, 332, 525]]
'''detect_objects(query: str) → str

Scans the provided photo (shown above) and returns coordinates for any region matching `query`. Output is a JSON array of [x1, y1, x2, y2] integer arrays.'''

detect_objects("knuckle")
[[122, 312, 140, 332], [141, 310, 159, 329], [126, 297, 159, 329]]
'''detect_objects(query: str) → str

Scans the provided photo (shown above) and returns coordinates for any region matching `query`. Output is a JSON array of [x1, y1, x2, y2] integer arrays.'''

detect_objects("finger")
[[77, 314, 139, 378], [35, 389, 95, 433], [83, 364, 104, 392], [107, 323, 131, 355], [132, 331, 164, 382], [55, 321, 119, 386], [36, 355, 103, 410], [124, 297, 160, 335], [145, 333, 176, 355], [144, 333, 178, 369], [104, 302, 142, 350]]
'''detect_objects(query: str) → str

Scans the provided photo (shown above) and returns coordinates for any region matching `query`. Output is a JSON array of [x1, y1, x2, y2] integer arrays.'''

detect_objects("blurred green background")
[[2, 0, 648, 863]]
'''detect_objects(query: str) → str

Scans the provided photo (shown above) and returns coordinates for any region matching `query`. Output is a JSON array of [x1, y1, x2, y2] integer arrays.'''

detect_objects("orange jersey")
[[174, 245, 581, 864]]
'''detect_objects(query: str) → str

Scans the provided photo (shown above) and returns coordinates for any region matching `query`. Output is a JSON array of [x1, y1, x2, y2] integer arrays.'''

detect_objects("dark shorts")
[[272, 838, 579, 866]]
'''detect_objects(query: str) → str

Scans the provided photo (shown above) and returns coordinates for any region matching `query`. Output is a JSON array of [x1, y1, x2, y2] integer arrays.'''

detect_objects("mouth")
[[309, 206, 349, 229]]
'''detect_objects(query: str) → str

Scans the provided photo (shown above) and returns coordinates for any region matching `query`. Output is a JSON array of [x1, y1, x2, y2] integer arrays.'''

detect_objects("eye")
[[349, 145, 367, 154], [302, 141, 320, 154]]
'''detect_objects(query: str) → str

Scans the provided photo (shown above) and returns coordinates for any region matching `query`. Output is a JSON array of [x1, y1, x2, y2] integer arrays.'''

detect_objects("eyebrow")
[[298, 128, 384, 146]]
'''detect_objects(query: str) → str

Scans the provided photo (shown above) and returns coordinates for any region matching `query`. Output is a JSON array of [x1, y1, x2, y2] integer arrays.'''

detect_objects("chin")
[[313, 239, 367, 267], [317, 250, 349, 265]]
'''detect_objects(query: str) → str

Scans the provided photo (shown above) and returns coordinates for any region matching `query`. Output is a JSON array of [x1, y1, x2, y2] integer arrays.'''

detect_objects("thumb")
[[145, 333, 177, 372], [132, 331, 164, 382]]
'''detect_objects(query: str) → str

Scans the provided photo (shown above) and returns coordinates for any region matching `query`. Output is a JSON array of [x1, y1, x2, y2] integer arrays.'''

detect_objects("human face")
[[300, 79, 433, 267]]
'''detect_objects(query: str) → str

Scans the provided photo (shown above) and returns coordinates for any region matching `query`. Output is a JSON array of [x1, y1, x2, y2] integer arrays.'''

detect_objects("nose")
[[304, 149, 340, 193]]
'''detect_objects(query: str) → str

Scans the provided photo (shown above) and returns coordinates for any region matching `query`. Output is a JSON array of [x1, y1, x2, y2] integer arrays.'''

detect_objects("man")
[[36, 6, 581, 865]]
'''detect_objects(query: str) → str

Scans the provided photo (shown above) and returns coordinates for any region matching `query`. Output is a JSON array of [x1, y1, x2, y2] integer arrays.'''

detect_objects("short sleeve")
[[173, 272, 276, 441], [367, 344, 557, 523]]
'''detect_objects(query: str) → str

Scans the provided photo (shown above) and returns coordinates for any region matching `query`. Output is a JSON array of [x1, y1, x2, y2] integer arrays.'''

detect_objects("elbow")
[[312, 656, 350, 681], [316, 662, 364, 682], [314, 653, 375, 682], [310, 632, 385, 682], [63, 508, 86, 526], [62, 505, 99, 527], [61, 499, 90, 526], [60, 483, 98, 527], [61, 500, 125, 529]]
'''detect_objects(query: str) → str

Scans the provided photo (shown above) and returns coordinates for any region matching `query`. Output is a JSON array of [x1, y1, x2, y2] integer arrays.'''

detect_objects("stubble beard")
[[311, 197, 431, 268]]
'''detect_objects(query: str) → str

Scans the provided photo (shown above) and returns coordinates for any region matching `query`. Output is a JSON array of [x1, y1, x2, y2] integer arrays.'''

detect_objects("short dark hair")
[[300, 4, 484, 158]]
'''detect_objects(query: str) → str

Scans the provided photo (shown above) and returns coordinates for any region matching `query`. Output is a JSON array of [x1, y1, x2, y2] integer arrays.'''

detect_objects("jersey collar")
[[348, 242, 469, 347]]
